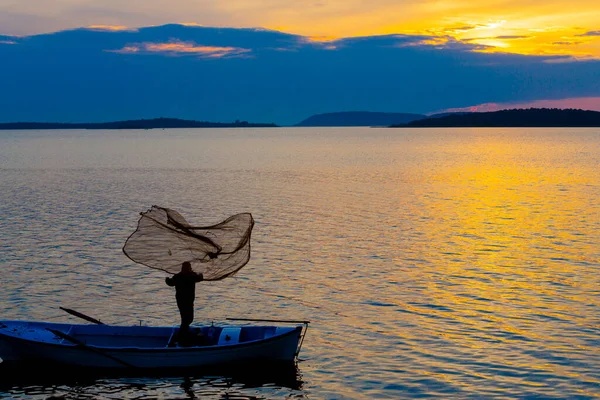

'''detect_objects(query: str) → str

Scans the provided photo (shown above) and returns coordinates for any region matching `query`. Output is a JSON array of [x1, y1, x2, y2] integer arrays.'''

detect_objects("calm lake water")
[[0, 127, 599, 399]]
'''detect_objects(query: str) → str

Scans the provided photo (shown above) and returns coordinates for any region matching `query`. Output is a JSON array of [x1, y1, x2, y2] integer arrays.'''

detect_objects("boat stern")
[[0, 323, 20, 361]]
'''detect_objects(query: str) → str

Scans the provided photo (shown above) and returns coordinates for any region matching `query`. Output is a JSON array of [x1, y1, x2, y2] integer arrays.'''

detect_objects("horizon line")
[[2, 107, 600, 128]]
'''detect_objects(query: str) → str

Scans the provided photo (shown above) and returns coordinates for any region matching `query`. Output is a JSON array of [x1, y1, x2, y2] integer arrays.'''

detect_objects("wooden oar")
[[226, 317, 311, 324], [59, 307, 105, 325], [46, 328, 135, 369]]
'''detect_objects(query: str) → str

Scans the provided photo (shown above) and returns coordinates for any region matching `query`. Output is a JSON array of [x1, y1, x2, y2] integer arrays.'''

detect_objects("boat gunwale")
[[0, 321, 303, 353]]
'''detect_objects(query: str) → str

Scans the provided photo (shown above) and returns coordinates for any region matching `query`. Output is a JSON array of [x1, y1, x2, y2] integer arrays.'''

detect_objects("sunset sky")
[[2, 0, 599, 57], [1, 0, 599, 123]]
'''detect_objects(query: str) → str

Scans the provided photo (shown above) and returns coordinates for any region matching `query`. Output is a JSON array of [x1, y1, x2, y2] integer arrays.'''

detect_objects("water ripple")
[[1, 127, 599, 399]]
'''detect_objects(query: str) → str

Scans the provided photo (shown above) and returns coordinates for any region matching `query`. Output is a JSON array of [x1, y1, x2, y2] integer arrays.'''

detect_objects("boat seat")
[[218, 327, 241, 345], [264, 327, 285, 339]]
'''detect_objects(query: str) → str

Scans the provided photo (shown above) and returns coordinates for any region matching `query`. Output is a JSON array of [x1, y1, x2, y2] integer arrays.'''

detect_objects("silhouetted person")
[[166, 261, 203, 345]]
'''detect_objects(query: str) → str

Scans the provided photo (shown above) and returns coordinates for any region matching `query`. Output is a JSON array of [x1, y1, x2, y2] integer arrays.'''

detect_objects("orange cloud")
[[111, 40, 251, 58], [435, 97, 600, 114], [301, 36, 339, 50], [88, 25, 134, 32], [116, 45, 140, 53], [306, 35, 338, 43]]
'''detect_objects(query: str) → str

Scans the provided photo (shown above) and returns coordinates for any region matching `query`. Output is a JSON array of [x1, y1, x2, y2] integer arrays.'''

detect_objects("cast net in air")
[[122, 206, 254, 281]]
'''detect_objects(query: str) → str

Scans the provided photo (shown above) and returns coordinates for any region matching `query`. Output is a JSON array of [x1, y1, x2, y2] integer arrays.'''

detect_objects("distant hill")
[[425, 112, 474, 119], [0, 118, 278, 130], [295, 111, 425, 127], [393, 108, 600, 127]]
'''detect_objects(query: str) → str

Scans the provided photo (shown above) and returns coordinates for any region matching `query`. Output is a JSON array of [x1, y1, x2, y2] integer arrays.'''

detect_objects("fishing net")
[[122, 206, 254, 281]]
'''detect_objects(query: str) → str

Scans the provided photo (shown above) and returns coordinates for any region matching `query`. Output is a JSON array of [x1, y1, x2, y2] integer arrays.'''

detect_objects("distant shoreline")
[[3, 108, 600, 129], [0, 118, 278, 130], [391, 108, 600, 128]]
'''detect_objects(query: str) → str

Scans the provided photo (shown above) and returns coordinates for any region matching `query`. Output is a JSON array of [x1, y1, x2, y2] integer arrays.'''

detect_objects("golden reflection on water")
[[281, 129, 600, 396]]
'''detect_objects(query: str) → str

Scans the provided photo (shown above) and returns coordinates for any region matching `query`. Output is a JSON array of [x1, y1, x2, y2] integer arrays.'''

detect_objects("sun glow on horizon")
[[376, 15, 600, 57], [257, 3, 600, 57]]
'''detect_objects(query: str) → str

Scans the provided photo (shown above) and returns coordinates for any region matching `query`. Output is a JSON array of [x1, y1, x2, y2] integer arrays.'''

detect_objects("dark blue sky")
[[1, 25, 599, 125]]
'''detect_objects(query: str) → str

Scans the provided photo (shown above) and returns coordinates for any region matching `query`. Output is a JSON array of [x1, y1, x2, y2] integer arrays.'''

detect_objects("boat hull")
[[0, 321, 304, 369]]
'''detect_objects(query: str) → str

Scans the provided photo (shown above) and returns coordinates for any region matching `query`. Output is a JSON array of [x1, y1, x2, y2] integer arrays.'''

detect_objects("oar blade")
[[60, 307, 105, 325]]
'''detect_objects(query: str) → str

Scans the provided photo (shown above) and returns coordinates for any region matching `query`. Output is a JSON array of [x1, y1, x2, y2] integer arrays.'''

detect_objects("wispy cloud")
[[426, 37, 492, 51], [0, 40, 17, 45], [179, 22, 205, 27], [340, 34, 490, 52], [527, 26, 569, 33], [115, 45, 140, 53], [578, 30, 600, 36], [463, 35, 531, 41], [542, 55, 596, 63], [87, 25, 136, 32], [292, 35, 337, 50], [110, 40, 251, 58], [552, 41, 582, 45], [306, 35, 338, 43], [495, 35, 529, 39], [437, 25, 478, 34], [427, 22, 508, 37]]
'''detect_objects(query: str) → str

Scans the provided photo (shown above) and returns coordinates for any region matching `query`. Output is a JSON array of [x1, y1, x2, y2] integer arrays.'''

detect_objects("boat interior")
[[1, 321, 295, 349]]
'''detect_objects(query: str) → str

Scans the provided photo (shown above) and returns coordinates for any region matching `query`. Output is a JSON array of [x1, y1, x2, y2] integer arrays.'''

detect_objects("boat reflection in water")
[[0, 359, 304, 398]]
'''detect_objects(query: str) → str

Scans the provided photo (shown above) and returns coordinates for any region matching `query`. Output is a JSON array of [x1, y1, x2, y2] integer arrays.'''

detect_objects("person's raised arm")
[[195, 273, 204, 282], [165, 276, 176, 286]]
